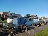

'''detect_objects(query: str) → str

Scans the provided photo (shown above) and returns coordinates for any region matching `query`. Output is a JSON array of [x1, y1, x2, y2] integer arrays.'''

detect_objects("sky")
[[0, 0, 48, 17]]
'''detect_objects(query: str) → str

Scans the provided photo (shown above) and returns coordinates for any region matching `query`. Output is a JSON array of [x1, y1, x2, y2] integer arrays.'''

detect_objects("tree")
[[9, 11, 10, 12], [36, 15, 37, 16], [26, 14, 30, 17]]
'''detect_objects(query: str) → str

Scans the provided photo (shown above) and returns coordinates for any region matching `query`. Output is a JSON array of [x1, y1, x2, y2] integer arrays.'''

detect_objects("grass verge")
[[34, 28, 48, 36]]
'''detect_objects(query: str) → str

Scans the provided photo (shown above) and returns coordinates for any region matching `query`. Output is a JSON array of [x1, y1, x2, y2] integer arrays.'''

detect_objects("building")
[[3, 12, 10, 20], [0, 12, 10, 20], [0, 12, 3, 17], [29, 15, 38, 19], [0, 12, 3, 20], [12, 14, 22, 18], [7, 13, 15, 18]]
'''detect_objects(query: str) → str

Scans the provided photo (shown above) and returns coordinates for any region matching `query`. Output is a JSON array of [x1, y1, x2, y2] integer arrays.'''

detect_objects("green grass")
[[34, 28, 48, 36]]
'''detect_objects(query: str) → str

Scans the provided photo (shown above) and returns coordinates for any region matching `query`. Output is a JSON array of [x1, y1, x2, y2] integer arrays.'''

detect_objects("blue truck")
[[25, 18, 39, 26]]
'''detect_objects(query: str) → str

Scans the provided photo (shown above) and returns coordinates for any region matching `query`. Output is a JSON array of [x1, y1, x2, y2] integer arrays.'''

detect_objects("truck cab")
[[25, 18, 39, 26]]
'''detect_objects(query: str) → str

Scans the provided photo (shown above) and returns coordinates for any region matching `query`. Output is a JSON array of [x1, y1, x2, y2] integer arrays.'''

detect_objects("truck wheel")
[[46, 22, 47, 24], [13, 34, 14, 36], [45, 22, 47, 25], [25, 27, 28, 32], [14, 32, 16, 35], [38, 23, 41, 27], [37, 25, 39, 27], [22, 25, 26, 32], [35, 24, 37, 26], [8, 34, 14, 36], [31, 24, 34, 26], [41, 23, 44, 26]]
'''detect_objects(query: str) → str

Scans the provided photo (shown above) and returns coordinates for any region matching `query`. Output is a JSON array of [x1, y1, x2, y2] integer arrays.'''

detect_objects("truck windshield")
[[33, 19, 39, 22]]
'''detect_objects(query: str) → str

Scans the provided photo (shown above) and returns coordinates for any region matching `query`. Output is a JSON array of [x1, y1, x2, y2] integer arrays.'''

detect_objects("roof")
[[12, 14, 22, 17], [28, 15, 38, 19], [22, 16, 30, 18], [10, 13, 15, 14], [31, 15, 37, 17], [3, 12, 9, 15], [29, 16, 38, 19]]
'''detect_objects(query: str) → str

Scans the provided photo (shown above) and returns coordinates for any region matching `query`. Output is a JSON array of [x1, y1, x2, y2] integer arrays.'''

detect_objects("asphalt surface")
[[14, 23, 48, 36]]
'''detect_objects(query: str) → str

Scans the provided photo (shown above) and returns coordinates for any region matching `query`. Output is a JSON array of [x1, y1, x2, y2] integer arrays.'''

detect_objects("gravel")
[[14, 23, 48, 36]]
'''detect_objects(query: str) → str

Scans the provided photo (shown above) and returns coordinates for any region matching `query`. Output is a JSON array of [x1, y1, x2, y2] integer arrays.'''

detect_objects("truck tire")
[[38, 23, 41, 27], [37, 25, 39, 27], [25, 27, 28, 32], [31, 24, 34, 26]]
